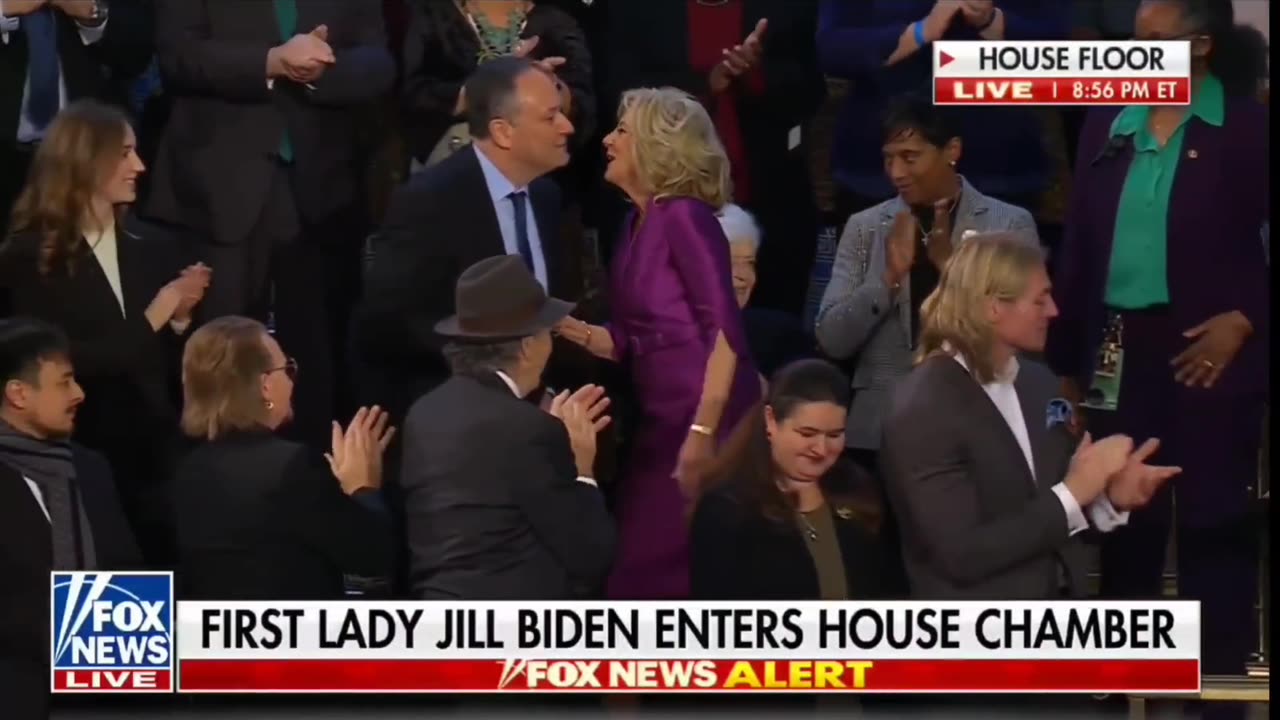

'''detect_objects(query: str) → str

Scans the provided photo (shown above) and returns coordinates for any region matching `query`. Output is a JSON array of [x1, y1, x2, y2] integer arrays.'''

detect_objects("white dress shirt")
[[950, 352, 1128, 536], [25, 476, 51, 521], [473, 145, 549, 289], [0, 6, 108, 143], [494, 370, 597, 488]]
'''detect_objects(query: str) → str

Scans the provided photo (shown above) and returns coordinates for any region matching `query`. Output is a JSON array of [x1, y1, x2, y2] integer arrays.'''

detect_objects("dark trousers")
[[1087, 308, 1263, 719], [199, 165, 362, 448]]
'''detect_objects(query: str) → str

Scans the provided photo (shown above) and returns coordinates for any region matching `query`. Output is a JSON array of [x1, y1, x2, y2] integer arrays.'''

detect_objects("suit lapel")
[[1166, 117, 1224, 274], [77, 236, 127, 320], [457, 150, 507, 261], [950, 177, 992, 242], [114, 226, 149, 320], [1013, 369, 1054, 486], [942, 357, 1037, 492], [530, 180, 564, 296]]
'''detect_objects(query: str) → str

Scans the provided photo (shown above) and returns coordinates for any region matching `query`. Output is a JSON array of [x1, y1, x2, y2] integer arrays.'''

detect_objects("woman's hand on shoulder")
[[553, 317, 615, 360]]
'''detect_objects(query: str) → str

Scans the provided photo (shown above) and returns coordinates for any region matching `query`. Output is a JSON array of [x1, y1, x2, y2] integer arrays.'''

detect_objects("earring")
[[266, 400, 275, 410], [949, 160, 957, 167]]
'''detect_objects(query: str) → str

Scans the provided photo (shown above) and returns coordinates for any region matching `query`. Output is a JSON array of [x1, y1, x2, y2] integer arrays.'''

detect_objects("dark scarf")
[[0, 418, 97, 570]]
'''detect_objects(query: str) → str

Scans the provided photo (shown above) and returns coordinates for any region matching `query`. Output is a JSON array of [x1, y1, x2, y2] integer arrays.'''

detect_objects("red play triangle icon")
[[939, 51, 955, 67]]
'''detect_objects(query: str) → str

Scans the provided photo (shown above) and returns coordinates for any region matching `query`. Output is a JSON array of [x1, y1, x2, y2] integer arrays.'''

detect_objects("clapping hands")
[[1065, 433, 1179, 512], [326, 406, 396, 495], [1105, 438, 1181, 510], [271, 25, 335, 84], [172, 263, 212, 321], [546, 385, 611, 477]]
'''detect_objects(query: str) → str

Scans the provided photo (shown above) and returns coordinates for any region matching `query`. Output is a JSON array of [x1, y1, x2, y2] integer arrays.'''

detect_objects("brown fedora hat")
[[435, 255, 575, 340]]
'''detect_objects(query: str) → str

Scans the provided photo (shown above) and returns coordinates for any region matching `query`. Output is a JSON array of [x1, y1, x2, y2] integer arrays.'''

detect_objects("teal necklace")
[[462, 1, 529, 62]]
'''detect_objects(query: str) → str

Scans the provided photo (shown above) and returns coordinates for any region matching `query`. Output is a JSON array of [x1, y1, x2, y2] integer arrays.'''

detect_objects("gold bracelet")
[[690, 424, 714, 437]]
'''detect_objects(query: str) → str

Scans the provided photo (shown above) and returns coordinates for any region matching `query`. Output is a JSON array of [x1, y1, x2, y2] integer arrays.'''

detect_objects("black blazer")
[[690, 459, 893, 600], [354, 146, 569, 418], [401, 372, 614, 599], [0, 4, 153, 142], [0, 218, 196, 456], [172, 429, 393, 600], [401, 0, 596, 161], [880, 354, 1089, 599], [143, 0, 394, 245], [0, 447, 141, 720]]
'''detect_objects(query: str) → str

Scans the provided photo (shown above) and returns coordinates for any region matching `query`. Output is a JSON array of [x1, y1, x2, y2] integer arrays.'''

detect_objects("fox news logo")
[[50, 572, 174, 693]]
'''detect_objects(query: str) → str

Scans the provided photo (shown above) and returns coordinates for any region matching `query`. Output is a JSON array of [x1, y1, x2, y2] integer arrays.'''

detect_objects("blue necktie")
[[23, 7, 60, 130], [509, 191, 535, 272]]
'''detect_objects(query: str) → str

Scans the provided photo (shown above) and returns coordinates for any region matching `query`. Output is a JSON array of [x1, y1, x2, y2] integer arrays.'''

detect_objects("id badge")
[[1082, 315, 1124, 411]]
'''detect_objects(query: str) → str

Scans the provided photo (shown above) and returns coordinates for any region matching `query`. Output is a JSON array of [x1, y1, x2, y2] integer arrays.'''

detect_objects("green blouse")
[[1104, 74, 1225, 308]]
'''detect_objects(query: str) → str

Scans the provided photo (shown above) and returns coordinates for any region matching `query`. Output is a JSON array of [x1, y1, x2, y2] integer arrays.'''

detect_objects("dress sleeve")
[[662, 202, 752, 358]]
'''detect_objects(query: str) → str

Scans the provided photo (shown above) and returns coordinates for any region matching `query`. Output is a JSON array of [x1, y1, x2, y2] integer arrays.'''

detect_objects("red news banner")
[[174, 601, 1202, 694], [933, 41, 1192, 106]]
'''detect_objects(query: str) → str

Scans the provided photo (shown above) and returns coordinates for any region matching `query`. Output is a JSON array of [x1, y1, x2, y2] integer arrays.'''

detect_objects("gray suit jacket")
[[815, 179, 1037, 450], [880, 354, 1090, 599]]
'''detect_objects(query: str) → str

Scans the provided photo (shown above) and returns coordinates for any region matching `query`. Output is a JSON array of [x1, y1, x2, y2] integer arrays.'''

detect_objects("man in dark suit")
[[881, 233, 1177, 600], [355, 56, 579, 423], [144, 0, 393, 446], [0, 0, 152, 222], [0, 317, 141, 720], [402, 255, 614, 599]]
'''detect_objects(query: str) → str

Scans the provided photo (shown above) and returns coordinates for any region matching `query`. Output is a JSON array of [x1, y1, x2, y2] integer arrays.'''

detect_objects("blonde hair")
[[180, 316, 274, 441], [916, 233, 1047, 384], [5, 100, 129, 276], [618, 87, 731, 208]]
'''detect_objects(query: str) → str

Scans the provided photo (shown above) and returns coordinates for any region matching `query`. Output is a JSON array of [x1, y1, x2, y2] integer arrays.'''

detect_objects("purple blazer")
[[607, 197, 759, 406], [1046, 97, 1270, 398]]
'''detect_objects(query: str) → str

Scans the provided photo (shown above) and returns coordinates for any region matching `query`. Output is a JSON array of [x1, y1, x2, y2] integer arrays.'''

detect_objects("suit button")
[[872, 304, 880, 315]]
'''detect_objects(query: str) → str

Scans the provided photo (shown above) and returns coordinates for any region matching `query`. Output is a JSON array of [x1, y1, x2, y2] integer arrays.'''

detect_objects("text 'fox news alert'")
[[51, 572, 174, 693], [933, 41, 1192, 105]]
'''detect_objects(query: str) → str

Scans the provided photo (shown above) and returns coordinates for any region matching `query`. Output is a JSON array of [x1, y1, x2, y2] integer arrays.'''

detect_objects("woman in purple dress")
[[556, 88, 761, 599]]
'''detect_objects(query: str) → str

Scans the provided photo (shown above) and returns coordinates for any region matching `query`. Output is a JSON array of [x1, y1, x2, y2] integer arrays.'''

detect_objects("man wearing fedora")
[[400, 255, 615, 599]]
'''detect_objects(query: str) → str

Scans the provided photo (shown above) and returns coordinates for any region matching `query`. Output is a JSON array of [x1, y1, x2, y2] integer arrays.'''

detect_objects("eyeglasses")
[[267, 357, 298, 381]]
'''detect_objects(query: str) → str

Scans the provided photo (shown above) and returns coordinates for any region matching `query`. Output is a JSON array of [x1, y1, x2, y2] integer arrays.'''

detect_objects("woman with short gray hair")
[[718, 204, 814, 378]]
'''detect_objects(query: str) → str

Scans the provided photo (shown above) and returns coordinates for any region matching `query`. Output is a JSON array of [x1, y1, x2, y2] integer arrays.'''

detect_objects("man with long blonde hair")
[[881, 233, 1177, 600]]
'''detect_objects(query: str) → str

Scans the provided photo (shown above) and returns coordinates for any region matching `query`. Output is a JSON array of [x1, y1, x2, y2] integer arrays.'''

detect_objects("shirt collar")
[[494, 370, 522, 397], [1109, 74, 1226, 145], [944, 342, 1020, 386], [473, 145, 528, 204]]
